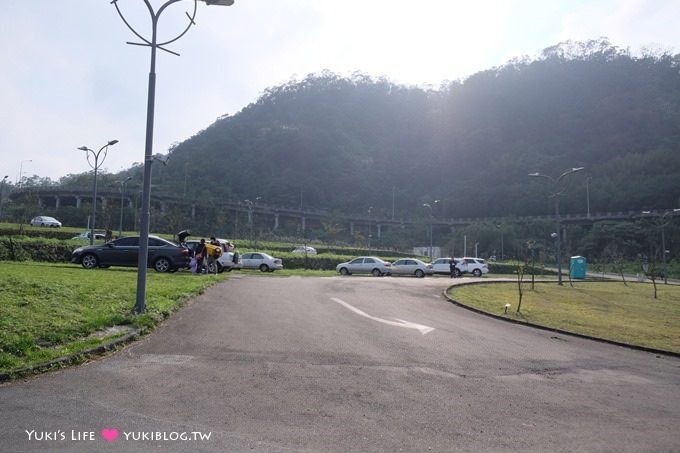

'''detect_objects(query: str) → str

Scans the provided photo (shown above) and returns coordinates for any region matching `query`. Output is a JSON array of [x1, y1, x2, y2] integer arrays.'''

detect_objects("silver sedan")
[[390, 258, 433, 278]]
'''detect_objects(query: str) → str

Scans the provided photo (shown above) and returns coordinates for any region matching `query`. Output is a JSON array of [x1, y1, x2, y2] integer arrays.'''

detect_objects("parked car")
[[432, 257, 488, 277], [431, 258, 461, 276], [458, 257, 489, 276], [30, 216, 62, 227], [390, 258, 433, 278], [185, 238, 242, 273], [71, 235, 191, 273], [71, 231, 105, 240], [240, 252, 283, 272], [292, 246, 317, 255], [336, 257, 391, 276]]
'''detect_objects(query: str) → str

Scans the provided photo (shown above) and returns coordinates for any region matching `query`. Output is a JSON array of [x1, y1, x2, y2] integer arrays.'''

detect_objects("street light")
[[0, 175, 8, 221], [244, 197, 260, 247], [18, 159, 32, 187], [642, 209, 680, 284], [118, 176, 133, 238], [110, 0, 236, 314], [78, 140, 119, 245], [367, 206, 373, 249], [529, 167, 584, 285], [423, 200, 440, 261]]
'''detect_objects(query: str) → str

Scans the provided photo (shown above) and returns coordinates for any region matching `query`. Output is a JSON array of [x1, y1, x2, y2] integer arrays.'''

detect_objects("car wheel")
[[259, 264, 270, 272], [81, 253, 98, 270], [154, 257, 172, 273], [207, 261, 219, 274], [339, 267, 350, 276], [415, 269, 425, 278], [372, 269, 382, 277], [217, 263, 225, 274], [473, 268, 482, 277]]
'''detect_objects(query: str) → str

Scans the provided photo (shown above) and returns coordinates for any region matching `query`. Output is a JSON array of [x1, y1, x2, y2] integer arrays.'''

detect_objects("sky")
[[1, 0, 679, 182]]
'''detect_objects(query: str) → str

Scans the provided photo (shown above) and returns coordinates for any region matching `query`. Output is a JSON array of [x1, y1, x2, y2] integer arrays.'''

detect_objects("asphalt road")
[[1, 275, 679, 452]]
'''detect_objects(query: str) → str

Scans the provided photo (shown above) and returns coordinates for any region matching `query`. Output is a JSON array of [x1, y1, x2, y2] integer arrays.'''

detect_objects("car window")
[[115, 237, 139, 246], [364, 258, 376, 264], [350, 258, 363, 264], [149, 238, 165, 246], [252, 253, 263, 259]]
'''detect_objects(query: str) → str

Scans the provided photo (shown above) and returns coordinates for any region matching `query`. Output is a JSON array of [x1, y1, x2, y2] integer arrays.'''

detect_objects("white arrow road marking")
[[330, 297, 435, 335]]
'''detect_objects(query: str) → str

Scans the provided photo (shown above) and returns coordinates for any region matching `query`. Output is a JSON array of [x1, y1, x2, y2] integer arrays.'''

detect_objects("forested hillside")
[[136, 39, 679, 220], [54, 39, 679, 221]]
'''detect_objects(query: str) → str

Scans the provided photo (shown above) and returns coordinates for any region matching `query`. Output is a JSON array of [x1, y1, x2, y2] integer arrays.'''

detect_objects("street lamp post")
[[110, 0, 235, 314], [18, 159, 32, 188], [423, 200, 439, 261], [529, 167, 584, 285], [367, 207, 373, 249], [78, 140, 119, 245], [0, 175, 8, 221], [118, 176, 132, 238]]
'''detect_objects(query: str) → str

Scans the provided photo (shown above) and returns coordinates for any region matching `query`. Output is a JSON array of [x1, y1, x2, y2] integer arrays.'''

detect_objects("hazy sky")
[[2, 0, 678, 181]]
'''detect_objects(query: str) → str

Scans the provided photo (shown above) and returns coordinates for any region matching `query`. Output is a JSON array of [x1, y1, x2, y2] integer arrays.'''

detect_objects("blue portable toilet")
[[570, 256, 586, 279]]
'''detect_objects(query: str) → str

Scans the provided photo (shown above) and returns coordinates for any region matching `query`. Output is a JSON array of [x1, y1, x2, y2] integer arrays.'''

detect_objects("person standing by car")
[[449, 258, 458, 278], [194, 238, 207, 274]]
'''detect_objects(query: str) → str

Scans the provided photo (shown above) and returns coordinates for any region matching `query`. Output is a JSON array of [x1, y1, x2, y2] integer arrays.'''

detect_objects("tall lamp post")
[[367, 206, 374, 248], [0, 175, 8, 221], [118, 176, 132, 238], [111, 0, 236, 314], [244, 198, 260, 246], [78, 140, 119, 245], [529, 167, 584, 285], [423, 200, 439, 261]]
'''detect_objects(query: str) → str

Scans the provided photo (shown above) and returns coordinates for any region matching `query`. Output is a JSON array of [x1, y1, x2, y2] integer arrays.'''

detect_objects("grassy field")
[[0, 261, 226, 375], [448, 280, 680, 353]]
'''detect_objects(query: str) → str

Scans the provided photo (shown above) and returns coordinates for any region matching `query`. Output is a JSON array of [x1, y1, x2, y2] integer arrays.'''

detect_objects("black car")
[[71, 235, 191, 273]]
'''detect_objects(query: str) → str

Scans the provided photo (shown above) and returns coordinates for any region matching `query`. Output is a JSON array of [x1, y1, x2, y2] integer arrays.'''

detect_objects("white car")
[[432, 257, 488, 277], [336, 257, 391, 276], [30, 216, 62, 227], [71, 231, 105, 241], [391, 258, 433, 278], [431, 258, 460, 276], [458, 257, 489, 276], [240, 252, 283, 272], [292, 246, 317, 255]]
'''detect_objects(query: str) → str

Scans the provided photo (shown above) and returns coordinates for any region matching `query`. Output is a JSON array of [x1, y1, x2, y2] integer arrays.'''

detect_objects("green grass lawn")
[[448, 281, 680, 353], [0, 261, 226, 375]]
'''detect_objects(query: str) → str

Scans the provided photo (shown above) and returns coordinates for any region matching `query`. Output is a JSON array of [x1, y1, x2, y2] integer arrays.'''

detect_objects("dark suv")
[[71, 235, 191, 273]]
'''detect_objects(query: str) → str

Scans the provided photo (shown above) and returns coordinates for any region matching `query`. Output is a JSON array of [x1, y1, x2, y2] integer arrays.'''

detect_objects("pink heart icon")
[[102, 429, 119, 442]]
